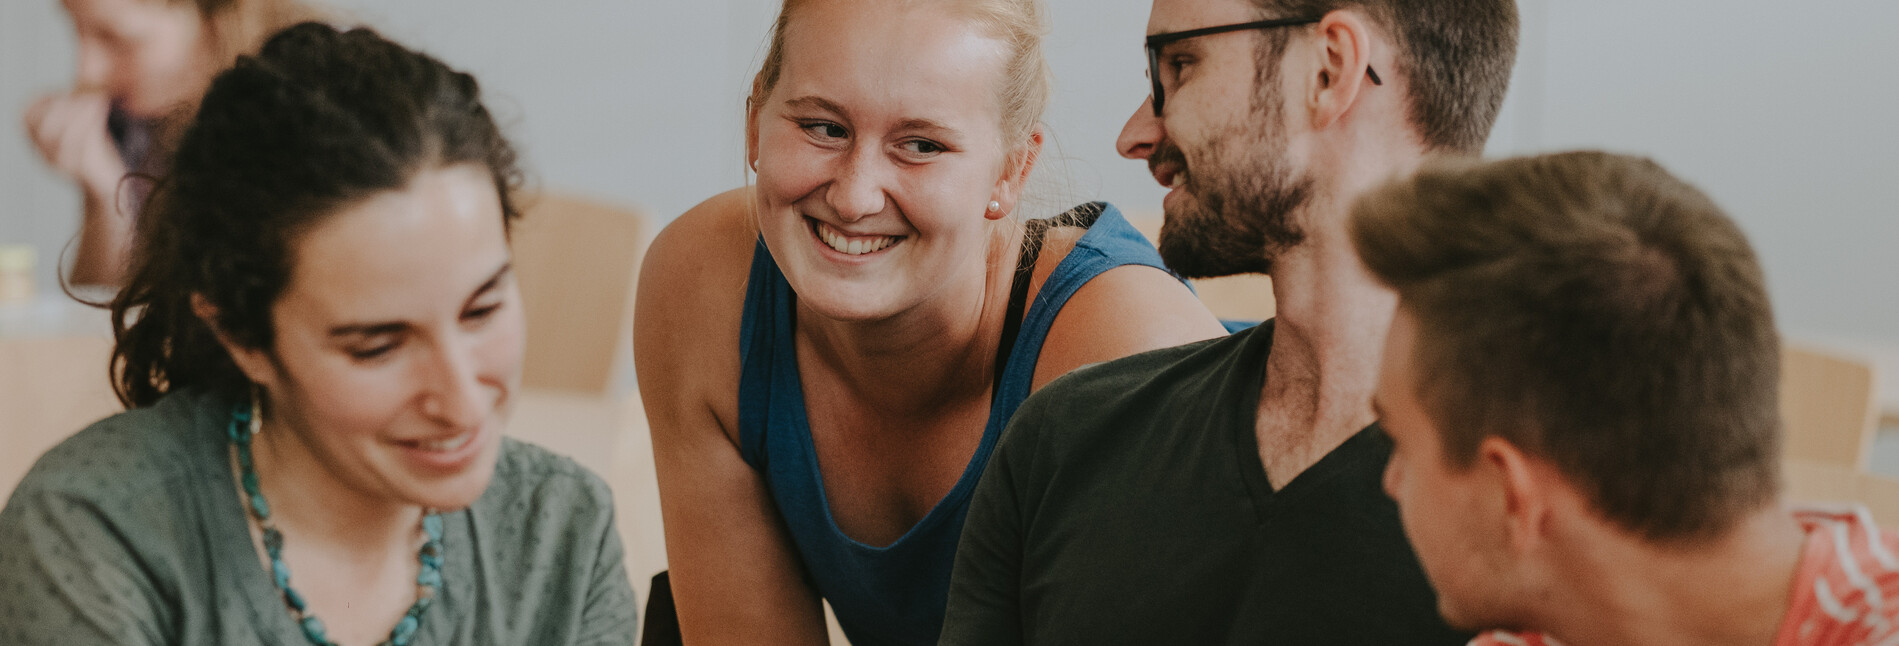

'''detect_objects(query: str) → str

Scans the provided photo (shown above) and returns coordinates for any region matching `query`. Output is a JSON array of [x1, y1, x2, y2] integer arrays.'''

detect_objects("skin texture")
[[1117, 0, 1418, 491], [201, 164, 525, 645], [635, 1, 1225, 643], [25, 0, 219, 286], [1377, 309, 1811, 646]]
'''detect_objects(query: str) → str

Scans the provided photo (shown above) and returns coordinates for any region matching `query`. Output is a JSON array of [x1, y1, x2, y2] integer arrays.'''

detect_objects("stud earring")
[[987, 201, 1001, 213], [248, 384, 264, 437]]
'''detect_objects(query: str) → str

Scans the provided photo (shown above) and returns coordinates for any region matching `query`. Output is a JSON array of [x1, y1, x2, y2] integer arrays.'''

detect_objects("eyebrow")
[[784, 96, 957, 137], [326, 262, 513, 338], [783, 95, 848, 117], [896, 118, 956, 136]]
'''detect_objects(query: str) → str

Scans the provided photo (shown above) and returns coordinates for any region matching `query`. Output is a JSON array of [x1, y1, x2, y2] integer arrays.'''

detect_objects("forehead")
[[775, 0, 1009, 127], [1147, 0, 1264, 35], [278, 164, 509, 322], [65, 0, 190, 29]]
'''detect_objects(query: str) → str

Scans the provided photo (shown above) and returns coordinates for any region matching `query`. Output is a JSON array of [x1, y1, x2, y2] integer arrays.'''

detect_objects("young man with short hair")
[[940, 0, 1518, 642], [1358, 150, 1899, 646]]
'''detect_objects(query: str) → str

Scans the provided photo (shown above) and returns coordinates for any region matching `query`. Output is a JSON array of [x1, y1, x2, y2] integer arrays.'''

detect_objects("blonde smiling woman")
[[634, 0, 1226, 644]]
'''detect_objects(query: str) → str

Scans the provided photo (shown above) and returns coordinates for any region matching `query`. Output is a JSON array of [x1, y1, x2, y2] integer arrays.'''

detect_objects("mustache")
[[1148, 139, 1188, 179]]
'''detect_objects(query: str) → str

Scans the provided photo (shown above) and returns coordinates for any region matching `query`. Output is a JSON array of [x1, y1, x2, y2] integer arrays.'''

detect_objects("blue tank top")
[[736, 202, 1180, 645]]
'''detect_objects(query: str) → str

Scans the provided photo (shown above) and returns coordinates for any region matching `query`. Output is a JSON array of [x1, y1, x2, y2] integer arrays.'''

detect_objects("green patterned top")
[[0, 388, 639, 645]]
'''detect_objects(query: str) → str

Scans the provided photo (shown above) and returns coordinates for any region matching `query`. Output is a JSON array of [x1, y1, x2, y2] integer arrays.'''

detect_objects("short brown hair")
[[1352, 151, 1782, 542], [1252, 0, 1518, 153]]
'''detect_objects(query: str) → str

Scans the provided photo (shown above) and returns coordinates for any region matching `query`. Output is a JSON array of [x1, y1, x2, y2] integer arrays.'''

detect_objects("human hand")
[[23, 91, 127, 199]]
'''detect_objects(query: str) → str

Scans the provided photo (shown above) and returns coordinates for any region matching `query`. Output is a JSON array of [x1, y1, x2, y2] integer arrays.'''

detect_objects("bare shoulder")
[[1027, 225, 1227, 390], [634, 187, 759, 439]]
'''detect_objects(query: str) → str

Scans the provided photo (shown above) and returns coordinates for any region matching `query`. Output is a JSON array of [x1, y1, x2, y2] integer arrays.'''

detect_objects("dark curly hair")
[[110, 22, 525, 408]]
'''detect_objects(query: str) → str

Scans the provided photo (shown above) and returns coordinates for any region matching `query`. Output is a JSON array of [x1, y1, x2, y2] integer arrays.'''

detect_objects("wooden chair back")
[[0, 334, 121, 501], [511, 193, 650, 395], [1780, 344, 1880, 470]]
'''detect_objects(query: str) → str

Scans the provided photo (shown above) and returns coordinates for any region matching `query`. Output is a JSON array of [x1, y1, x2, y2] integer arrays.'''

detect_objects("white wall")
[[3, 0, 1894, 351]]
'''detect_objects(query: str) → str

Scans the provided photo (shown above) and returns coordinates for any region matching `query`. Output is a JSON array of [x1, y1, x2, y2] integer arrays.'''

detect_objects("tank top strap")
[[986, 202, 1181, 423], [737, 237, 790, 470]]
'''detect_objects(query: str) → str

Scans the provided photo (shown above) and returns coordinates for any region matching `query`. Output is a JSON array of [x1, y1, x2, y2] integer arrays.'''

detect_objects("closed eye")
[[347, 337, 401, 362], [463, 301, 504, 323]]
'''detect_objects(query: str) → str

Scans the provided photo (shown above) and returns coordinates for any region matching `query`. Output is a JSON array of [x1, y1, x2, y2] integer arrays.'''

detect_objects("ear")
[[1307, 10, 1378, 131], [745, 78, 769, 173], [989, 126, 1045, 220], [745, 100, 762, 173], [190, 293, 279, 390], [1479, 435, 1551, 556]]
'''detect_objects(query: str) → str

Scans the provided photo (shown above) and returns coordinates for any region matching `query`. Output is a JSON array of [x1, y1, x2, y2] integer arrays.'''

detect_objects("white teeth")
[[815, 222, 900, 256], [1170, 171, 1188, 189], [416, 432, 474, 452]]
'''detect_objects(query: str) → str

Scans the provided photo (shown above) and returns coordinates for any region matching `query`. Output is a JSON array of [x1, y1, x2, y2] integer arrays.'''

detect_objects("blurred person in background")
[[0, 24, 637, 645], [23, 0, 320, 287], [633, 0, 1227, 643]]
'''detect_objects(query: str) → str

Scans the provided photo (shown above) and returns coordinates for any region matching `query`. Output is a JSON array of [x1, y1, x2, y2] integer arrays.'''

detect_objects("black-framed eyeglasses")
[[1145, 17, 1382, 116]]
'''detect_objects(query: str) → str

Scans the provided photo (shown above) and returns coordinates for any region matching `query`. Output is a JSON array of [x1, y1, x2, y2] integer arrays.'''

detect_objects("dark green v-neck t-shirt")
[[0, 388, 638, 645], [940, 322, 1468, 645]]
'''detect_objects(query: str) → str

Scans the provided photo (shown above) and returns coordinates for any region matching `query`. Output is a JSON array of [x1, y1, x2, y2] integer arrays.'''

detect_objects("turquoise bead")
[[299, 616, 327, 642], [391, 615, 419, 644], [231, 402, 442, 646]]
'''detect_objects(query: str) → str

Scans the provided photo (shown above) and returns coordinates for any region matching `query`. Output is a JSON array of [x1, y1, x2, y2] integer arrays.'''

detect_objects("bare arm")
[[1027, 227, 1227, 390], [634, 189, 830, 645], [24, 92, 134, 286]]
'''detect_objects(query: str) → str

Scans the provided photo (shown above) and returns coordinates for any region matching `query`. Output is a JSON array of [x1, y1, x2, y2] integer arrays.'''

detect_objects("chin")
[[404, 432, 504, 511]]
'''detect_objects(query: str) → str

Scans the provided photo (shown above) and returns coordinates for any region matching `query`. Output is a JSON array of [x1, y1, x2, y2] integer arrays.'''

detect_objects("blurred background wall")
[[4, 0, 1894, 357]]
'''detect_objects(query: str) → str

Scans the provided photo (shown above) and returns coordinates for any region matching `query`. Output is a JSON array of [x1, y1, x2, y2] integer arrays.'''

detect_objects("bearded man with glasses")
[[941, 0, 1519, 643]]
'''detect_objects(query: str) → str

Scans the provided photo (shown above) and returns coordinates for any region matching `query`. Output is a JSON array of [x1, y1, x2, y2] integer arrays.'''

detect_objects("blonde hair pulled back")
[[748, 0, 1052, 154]]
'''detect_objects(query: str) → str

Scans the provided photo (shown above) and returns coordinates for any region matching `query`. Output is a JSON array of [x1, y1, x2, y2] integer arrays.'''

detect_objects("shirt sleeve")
[[577, 483, 641, 645], [938, 398, 1049, 646], [0, 486, 171, 645]]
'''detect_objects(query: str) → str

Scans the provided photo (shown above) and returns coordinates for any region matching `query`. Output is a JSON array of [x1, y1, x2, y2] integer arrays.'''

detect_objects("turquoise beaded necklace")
[[228, 402, 444, 646]]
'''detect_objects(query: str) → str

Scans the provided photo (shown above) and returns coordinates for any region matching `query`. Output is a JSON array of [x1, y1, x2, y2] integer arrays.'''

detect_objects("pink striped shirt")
[[1470, 507, 1899, 646]]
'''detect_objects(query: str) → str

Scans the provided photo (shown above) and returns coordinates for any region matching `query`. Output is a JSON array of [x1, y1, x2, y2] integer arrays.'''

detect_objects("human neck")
[[1534, 504, 1809, 646], [1253, 149, 1419, 487], [247, 407, 426, 556], [795, 222, 1024, 418]]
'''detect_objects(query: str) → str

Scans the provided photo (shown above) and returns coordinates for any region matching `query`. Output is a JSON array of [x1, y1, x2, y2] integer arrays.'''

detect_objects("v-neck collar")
[[1221, 321, 1388, 522]]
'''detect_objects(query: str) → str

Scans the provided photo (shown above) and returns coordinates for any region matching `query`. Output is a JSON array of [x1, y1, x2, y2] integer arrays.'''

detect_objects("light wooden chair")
[[1780, 344, 1881, 471], [0, 334, 121, 501], [1778, 344, 1899, 520], [510, 193, 650, 396], [1121, 211, 1276, 323]]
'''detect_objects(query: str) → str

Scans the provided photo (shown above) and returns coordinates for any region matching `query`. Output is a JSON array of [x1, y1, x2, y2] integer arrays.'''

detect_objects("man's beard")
[[1153, 90, 1312, 279]]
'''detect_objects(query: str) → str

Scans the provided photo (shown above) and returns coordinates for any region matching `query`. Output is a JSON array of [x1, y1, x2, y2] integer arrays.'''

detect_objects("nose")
[[1116, 96, 1163, 160], [825, 144, 889, 222], [420, 342, 487, 430]]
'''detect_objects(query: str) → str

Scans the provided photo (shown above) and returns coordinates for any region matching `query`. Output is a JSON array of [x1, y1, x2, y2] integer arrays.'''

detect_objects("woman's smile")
[[809, 217, 906, 258]]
